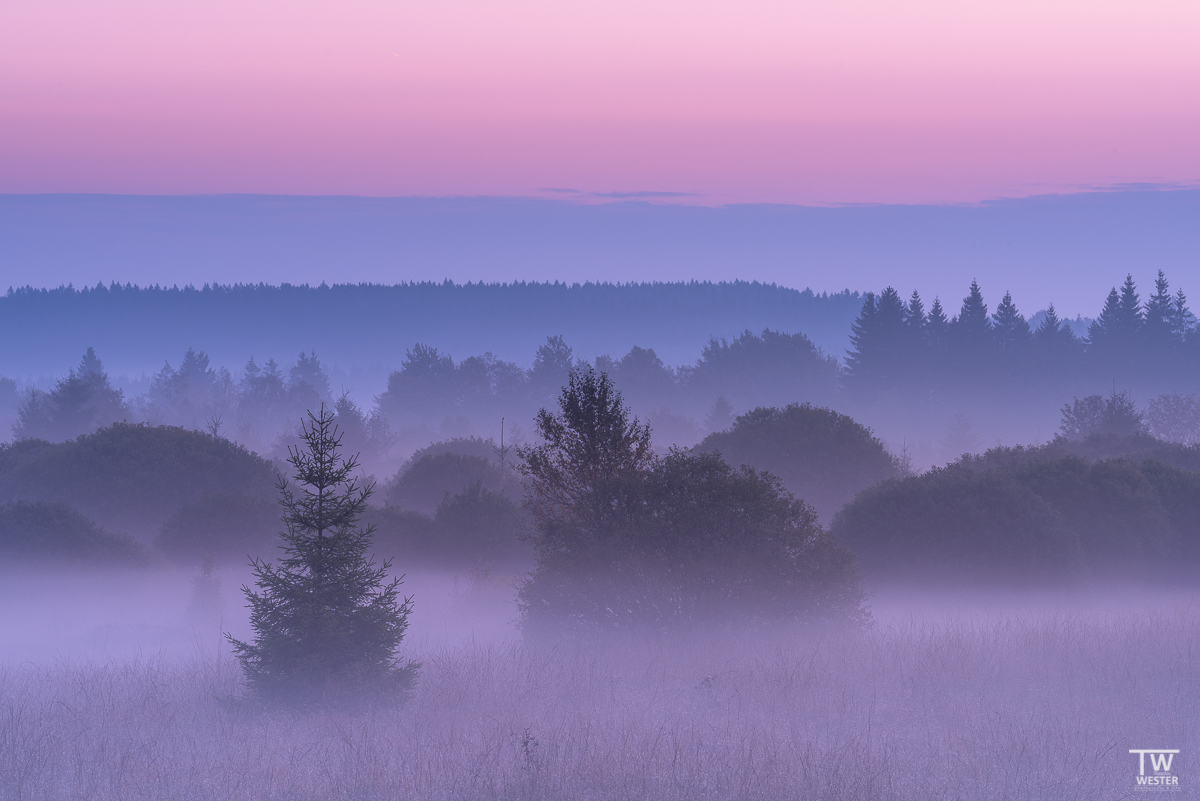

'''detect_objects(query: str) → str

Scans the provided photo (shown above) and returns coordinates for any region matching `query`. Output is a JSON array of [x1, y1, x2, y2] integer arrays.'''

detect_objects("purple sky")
[[2, 1, 1198, 204]]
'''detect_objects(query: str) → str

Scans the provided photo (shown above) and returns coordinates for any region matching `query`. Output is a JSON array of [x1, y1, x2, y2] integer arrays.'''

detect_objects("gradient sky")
[[1, 0, 1198, 204]]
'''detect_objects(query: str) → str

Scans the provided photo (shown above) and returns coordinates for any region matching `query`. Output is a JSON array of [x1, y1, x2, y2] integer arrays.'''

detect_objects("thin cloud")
[[592, 191, 698, 199]]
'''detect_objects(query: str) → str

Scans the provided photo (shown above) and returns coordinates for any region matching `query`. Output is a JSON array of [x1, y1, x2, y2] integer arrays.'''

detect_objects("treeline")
[[7, 329, 842, 462], [9, 271, 1200, 469], [846, 272, 1197, 399], [10, 347, 393, 466], [0, 280, 862, 378]]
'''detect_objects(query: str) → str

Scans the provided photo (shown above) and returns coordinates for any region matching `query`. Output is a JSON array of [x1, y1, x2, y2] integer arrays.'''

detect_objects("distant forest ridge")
[[0, 280, 868, 380]]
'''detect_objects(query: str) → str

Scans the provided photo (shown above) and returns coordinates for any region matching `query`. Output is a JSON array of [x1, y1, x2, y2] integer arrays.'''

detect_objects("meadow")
[[2, 574, 1195, 801]]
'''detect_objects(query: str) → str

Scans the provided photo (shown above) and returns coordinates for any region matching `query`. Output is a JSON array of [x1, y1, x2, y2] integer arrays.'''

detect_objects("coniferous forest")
[[3, 273, 1196, 470]]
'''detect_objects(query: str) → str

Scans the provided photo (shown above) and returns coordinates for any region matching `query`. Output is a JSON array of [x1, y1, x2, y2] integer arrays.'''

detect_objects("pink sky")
[[2, 0, 1197, 204]]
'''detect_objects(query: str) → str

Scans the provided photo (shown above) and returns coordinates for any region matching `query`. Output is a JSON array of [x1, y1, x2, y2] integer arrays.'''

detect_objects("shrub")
[[831, 466, 1079, 582], [695, 403, 898, 520], [832, 455, 1200, 581], [432, 483, 528, 567], [0, 500, 155, 566], [154, 492, 280, 566], [0, 423, 278, 535], [366, 485, 531, 570], [385, 452, 514, 513], [1060, 389, 1147, 440]]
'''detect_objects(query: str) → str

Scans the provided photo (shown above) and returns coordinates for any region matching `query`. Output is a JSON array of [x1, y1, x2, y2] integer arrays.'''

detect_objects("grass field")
[[3, 592, 1197, 801]]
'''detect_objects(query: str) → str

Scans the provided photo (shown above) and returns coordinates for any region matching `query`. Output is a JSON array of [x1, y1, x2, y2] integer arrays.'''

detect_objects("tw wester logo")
[[1130, 749, 1181, 792]]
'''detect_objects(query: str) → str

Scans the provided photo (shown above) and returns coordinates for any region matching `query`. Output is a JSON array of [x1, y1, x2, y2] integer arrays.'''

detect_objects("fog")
[[3, 561, 1197, 799], [5, 269, 1200, 799], [0, 566, 521, 664]]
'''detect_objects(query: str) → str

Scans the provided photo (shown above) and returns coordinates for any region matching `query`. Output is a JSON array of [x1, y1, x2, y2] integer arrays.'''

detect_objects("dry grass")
[[3, 603, 1198, 800]]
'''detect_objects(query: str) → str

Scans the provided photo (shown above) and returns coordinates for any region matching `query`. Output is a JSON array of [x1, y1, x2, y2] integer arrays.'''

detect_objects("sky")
[[2, 0, 1199, 205], [3, 191, 1198, 320]]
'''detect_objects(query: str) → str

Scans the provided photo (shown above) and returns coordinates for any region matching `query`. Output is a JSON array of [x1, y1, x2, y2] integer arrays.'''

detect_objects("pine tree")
[[844, 292, 879, 388], [948, 280, 994, 371], [955, 281, 991, 336], [518, 365, 652, 541], [1089, 276, 1145, 372], [1117, 274, 1144, 336], [13, 348, 127, 442], [1088, 287, 1122, 347], [1031, 303, 1082, 385], [923, 297, 951, 396], [992, 291, 1031, 356], [228, 406, 416, 702], [905, 290, 926, 337], [528, 335, 575, 400], [288, 351, 332, 407], [1034, 304, 1078, 350], [901, 290, 930, 392], [845, 287, 906, 394], [1171, 288, 1195, 345], [1144, 270, 1174, 351], [926, 297, 950, 351], [1059, 389, 1147, 439]]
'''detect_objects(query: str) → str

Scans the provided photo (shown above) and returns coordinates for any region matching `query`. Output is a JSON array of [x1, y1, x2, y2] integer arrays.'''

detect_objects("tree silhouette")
[[14, 348, 127, 442], [1060, 389, 1147, 440], [518, 365, 653, 535], [228, 406, 416, 701], [949, 280, 993, 369], [992, 291, 1031, 357], [518, 369, 866, 633], [1144, 271, 1174, 353]]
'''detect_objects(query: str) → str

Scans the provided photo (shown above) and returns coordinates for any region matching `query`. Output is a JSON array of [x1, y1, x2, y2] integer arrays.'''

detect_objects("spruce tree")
[[1117, 274, 1144, 336], [949, 280, 994, 373], [926, 297, 950, 351], [1144, 270, 1174, 352], [228, 406, 416, 702], [1031, 304, 1082, 384], [1088, 287, 1122, 348], [844, 292, 879, 389], [992, 291, 1031, 356], [13, 348, 127, 442], [1090, 276, 1145, 373], [923, 297, 951, 396], [845, 287, 906, 394], [902, 290, 929, 392], [1171, 288, 1195, 347], [905, 291, 926, 337], [1034, 304, 1078, 350], [954, 281, 991, 336]]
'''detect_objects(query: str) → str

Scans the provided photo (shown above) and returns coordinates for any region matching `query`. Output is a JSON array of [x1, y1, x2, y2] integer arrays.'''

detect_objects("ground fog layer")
[[3, 606, 1196, 801]]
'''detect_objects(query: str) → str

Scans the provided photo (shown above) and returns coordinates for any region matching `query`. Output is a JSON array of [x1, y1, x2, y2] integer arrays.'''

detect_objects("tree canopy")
[[0, 423, 278, 535], [518, 368, 866, 634], [832, 453, 1200, 582], [696, 403, 898, 520], [0, 500, 155, 566]]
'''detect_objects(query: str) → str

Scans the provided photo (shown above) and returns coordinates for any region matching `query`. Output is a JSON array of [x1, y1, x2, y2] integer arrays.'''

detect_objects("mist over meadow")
[[6, 0, 1200, 789], [3, 269, 1200, 799]]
